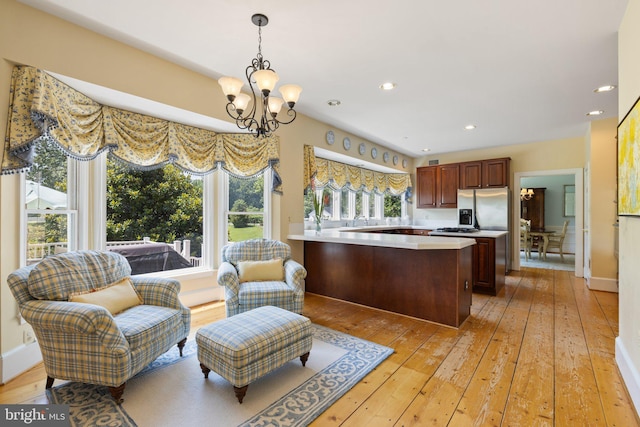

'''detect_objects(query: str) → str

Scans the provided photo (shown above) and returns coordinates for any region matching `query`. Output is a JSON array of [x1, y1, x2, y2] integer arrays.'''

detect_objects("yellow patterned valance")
[[2, 66, 282, 192], [304, 145, 411, 195]]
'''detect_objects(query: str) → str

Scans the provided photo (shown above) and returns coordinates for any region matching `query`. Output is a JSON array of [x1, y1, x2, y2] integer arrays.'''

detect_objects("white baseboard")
[[616, 337, 640, 417], [586, 276, 619, 293], [1, 341, 42, 385]]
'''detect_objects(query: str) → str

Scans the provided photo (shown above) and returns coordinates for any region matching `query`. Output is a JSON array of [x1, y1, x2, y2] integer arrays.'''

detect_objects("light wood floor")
[[1, 267, 638, 426]]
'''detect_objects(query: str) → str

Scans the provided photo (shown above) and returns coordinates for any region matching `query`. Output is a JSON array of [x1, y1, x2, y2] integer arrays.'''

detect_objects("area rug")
[[520, 252, 575, 271], [47, 324, 393, 426]]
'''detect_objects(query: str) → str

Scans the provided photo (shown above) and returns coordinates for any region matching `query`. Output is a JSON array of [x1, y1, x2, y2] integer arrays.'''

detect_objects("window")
[[384, 194, 402, 218], [105, 159, 204, 273], [226, 173, 268, 243], [341, 188, 356, 219], [355, 191, 363, 217], [22, 140, 78, 265]]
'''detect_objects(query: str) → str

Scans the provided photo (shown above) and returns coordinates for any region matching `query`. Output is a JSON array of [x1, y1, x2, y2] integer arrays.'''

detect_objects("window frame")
[[221, 169, 272, 247], [20, 153, 79, 267]]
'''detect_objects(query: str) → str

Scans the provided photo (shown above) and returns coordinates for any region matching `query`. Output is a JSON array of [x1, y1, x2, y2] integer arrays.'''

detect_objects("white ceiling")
[[20, 0, 629, 157]]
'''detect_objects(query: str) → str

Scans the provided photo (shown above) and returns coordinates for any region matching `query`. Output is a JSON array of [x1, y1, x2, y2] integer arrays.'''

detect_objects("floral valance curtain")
[[2, 66, 282, 193], [303, 145, 411, 195]]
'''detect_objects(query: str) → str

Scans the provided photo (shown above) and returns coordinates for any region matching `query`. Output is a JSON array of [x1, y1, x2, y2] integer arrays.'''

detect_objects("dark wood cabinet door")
[[473, 237, 495, 290], [437, 164, 459, 207], [417, 166, 437, 208], [460, 161, 483, 189], [521, 187, 545, 230], [482, 158, 510, 188]]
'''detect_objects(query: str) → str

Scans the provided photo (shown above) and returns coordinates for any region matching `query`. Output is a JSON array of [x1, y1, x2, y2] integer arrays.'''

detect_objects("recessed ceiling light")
[[586, 110, 604, 116], [327, 99, 341, 106], [464, 124, 476, 130], [379, 82, 397, 91], [594, 85, 616, 93], [422, 148, 431, 152]]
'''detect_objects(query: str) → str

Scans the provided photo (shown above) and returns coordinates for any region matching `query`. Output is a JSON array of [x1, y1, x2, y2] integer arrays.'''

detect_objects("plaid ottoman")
[[196, 305, 313, 403]]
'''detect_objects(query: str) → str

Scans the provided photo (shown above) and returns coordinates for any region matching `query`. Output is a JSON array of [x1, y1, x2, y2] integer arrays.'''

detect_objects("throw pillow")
[[69, 277, 143, 315], [238, 258, 284, 283]]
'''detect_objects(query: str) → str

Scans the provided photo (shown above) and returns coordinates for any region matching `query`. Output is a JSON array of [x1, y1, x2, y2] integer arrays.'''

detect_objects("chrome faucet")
[[351, 215, 368, 227]]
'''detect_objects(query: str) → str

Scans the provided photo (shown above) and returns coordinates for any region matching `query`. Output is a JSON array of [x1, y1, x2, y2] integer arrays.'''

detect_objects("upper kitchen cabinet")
[[417, 166, 437, 208], [417, 164, 459, 208], [460, 158, 511, 189]]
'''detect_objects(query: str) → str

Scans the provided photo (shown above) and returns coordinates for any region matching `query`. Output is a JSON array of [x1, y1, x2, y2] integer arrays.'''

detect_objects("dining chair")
[[520, 218, 532, 260], [546, 220, 569, 261]]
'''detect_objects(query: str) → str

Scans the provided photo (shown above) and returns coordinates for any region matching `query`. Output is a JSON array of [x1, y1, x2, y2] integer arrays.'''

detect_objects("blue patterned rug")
[[47, 324, 393, 426]]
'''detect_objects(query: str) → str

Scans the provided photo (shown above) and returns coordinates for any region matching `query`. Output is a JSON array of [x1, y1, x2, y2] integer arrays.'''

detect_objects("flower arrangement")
[[312, 192, 324, 232]]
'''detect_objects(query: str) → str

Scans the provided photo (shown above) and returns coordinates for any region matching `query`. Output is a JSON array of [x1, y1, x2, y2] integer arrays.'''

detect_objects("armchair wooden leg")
[[109, 383, 126, 404], [45, 376, 54, 389], [177, 338, 187, 357]]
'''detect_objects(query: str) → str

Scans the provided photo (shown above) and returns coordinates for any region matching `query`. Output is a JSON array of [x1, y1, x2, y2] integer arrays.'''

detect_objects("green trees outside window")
[[106, 159, 204, 257], [228, 174, 265, 242]]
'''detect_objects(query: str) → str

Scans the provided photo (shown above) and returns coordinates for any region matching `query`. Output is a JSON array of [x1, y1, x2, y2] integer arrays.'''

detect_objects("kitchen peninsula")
[[288, 228, 475, 328]]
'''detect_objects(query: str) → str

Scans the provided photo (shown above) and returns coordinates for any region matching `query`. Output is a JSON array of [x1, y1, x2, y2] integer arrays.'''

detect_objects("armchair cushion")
[[238, 258, 284, 283], [28, 251, 131, 301], [70, 277, 143, 315]]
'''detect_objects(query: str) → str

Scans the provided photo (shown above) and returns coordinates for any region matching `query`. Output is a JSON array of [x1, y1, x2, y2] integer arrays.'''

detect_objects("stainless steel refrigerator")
[[458, 187, 511, 271]]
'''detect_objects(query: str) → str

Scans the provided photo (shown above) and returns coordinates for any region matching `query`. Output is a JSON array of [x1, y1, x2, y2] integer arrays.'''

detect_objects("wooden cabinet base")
[[472, 235, 506, 296], [303, 242, 473, 328]]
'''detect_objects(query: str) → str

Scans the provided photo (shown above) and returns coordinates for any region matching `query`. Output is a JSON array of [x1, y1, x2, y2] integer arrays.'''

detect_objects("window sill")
[[133, 266, 215, 281]]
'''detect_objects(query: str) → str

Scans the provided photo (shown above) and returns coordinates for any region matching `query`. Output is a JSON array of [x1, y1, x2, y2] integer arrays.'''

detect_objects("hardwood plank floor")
[[0, 268, 637, 426]]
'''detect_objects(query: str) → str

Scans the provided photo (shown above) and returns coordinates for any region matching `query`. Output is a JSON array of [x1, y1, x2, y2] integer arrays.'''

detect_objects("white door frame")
[[513, 168, 584, 277]]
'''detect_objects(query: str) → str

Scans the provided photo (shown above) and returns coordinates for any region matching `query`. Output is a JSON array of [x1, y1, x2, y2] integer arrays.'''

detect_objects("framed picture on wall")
[[564, 185, 575, 217], [618, 95, 640, 216]]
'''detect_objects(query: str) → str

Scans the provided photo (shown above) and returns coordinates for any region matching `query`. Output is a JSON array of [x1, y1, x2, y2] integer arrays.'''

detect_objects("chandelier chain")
[[257, 24, 262, 58]]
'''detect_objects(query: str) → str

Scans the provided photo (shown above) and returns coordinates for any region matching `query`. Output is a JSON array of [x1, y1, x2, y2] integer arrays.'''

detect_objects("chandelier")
[[218, 14, 302, 138], [520, 188, 534, 200]]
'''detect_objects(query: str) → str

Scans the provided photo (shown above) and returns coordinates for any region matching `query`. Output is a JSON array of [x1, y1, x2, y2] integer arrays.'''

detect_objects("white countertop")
[[287, 228, 476, 250]]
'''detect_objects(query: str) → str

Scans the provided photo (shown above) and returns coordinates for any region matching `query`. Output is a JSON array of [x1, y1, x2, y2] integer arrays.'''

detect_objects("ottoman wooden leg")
[[234, 385, 249, 404], [300, 352, 310, 367], [200, 363, 211, 379]]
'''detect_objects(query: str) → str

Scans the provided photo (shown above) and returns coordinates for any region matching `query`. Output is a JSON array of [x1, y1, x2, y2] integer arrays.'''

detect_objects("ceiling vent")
[[428, 159, 439, 166]]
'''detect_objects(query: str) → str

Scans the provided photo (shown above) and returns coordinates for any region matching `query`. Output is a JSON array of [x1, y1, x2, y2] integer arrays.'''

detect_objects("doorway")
[[514, 168, 584, 277]]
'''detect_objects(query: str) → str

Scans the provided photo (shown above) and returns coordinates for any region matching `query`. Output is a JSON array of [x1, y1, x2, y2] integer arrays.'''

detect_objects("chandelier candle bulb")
[[218, 77, 244, 101], [233, 93, 251, 115], [279, 84, 302, 108], [268, 97, 284, 116], [253, 69, 279, 95]]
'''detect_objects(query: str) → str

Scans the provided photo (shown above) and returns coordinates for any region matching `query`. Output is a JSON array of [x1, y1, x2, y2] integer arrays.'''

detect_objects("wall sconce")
[[520, 188, 534, 200]]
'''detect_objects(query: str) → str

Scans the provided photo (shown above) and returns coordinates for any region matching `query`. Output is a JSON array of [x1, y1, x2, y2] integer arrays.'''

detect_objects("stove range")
[[435, 227, 480, 233]]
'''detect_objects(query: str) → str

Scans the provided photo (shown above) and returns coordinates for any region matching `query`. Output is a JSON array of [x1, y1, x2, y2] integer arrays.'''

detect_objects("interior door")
[[583, 165, 591, 279]]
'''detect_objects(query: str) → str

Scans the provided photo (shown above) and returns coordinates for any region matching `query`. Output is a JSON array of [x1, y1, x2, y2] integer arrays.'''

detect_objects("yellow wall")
[[589, 118, 618, 279], [617, 0, 640, 413], [0, 0, 407, 363]]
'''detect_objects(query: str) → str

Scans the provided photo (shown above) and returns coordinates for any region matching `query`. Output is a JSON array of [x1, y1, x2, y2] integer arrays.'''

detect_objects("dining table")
[[528, 230, 556, 260]]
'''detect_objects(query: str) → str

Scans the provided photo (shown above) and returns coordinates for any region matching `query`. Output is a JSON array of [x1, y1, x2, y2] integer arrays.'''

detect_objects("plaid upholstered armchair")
[[7, 250, 191, 403], [217, 239, 306, 317]]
